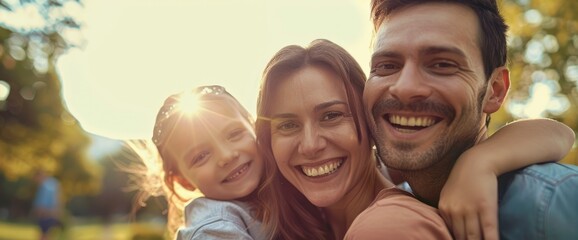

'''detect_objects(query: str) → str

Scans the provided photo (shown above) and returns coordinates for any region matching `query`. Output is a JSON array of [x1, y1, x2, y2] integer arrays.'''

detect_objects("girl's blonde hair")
[[152, 85, 254, 201], [127, 85, 274, 239]]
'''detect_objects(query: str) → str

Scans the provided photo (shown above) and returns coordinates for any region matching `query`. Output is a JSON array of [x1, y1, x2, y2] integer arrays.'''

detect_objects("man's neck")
[[405, 126, 489, 207], [402, 159, 454, 207]]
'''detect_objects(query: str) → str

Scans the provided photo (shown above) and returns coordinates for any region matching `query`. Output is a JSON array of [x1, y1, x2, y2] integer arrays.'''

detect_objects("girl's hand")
[[439, 150, 499, 240]]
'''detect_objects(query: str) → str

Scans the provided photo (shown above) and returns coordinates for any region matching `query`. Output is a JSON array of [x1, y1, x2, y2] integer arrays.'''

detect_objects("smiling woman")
[[56, 0, 372, 140], [254, 39, 402, 239]]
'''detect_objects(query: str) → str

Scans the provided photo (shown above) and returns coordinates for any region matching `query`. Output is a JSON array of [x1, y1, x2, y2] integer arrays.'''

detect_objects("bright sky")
[[57, 0, 373, 140]]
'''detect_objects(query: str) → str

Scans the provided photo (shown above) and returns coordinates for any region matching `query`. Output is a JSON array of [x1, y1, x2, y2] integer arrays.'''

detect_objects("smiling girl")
[[148, 85, 272, 239]]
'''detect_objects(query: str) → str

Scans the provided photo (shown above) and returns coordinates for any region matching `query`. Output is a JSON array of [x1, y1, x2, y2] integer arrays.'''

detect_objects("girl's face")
[[164, 98, 263, 200], [268, 66, 372, 207]]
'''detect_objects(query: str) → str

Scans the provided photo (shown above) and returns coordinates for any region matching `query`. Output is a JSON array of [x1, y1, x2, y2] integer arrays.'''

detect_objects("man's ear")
[[483, 67, 510, 114]]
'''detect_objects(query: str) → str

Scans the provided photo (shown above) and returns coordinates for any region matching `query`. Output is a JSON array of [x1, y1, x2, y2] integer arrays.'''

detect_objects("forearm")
[[465, 118, 574, 175]]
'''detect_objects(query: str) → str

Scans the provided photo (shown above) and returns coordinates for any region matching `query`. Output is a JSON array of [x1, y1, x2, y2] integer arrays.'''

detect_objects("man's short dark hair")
[[371, 0, 508, 80]]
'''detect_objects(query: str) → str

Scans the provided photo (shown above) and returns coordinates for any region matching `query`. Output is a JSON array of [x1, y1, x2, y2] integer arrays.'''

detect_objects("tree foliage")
[[0, 0, 576, 211], [491, 0, 578, 164], [0, 0, 99, 202]]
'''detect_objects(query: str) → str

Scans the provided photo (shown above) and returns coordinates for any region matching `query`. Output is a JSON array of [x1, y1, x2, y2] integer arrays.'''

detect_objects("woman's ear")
[[483, 67, 510, 114]]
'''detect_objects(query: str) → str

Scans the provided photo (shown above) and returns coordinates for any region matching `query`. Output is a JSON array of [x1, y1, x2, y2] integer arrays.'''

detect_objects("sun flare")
[[175, 92, 203, 118], [56, 0, 372, 139]]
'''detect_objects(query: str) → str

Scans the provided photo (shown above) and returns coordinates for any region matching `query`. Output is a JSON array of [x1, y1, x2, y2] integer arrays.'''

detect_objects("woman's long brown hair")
[[256, 39, 369, 239]]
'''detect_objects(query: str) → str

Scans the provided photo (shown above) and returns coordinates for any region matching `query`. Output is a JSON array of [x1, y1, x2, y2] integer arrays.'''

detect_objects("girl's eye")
[[190, 151, 210, 167], [430, 61, 459, 75], [228, 128, 245, 141], [370, 62, 399, 76]]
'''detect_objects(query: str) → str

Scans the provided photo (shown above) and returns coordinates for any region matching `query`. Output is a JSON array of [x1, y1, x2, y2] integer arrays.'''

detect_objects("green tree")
[[0, 0, 100, 204], [491, 0, 578, 164]]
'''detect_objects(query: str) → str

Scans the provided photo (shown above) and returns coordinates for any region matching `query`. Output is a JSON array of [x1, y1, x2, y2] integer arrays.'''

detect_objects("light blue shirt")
[[176, 197, 267, 240], [498, 162, 578, 239], [33, 177, 59, 210]]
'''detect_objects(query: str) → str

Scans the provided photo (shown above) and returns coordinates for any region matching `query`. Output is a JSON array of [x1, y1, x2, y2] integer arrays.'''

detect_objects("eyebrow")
[[371, 50, 402, 63], [271, 100, 348, 119], [420, 46, 467, 59], [371, 46, 467, 63], [314, 100, 347, 112], [183, 137, 209, 161], [181, 120, 240, 164]]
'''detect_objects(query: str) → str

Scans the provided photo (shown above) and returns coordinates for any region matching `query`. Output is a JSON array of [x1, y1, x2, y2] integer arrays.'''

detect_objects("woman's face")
[[164, 99, 263, 201], [268, 65, 371, 207]]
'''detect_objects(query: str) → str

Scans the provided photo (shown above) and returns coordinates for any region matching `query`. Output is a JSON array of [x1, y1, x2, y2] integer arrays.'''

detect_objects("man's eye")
[[370, 62, 399, 76], [430, 61, 459, 74]]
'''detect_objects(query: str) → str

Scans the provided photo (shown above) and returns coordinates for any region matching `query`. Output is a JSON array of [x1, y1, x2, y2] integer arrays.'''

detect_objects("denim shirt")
[[498, 163, 578, 240], [176, 197, 267, 240]]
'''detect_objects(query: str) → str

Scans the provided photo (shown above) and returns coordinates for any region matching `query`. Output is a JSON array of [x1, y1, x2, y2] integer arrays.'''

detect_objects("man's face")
[[364, 2, 490, 171]]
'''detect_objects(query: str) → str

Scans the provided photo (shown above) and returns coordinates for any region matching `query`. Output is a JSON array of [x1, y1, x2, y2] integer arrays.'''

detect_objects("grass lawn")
[[0, 221, 166, 240]]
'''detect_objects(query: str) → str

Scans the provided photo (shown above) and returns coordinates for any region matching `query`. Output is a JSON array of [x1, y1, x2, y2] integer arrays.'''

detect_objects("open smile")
[[299, 159, 344, 178], [223, 162, 251, 183], [385, 114, 442, 133]]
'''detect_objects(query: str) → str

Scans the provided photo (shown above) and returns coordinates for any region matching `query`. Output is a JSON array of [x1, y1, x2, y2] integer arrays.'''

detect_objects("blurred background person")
[[32, 169, 62, 240]]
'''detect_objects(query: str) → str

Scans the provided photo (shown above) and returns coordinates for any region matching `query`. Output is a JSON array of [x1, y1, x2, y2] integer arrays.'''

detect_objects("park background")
[[1, 0, 577, 239]]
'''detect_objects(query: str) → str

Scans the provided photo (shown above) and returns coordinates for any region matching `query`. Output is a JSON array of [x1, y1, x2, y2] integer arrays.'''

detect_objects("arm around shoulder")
[[477, 118, 575, 175]]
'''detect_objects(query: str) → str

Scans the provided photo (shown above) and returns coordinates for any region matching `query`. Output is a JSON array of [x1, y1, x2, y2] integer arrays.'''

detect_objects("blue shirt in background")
[[33, 177, 60, 211]]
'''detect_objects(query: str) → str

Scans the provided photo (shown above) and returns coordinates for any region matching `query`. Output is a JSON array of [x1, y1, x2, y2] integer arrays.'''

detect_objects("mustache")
[[372, 99, 455, 121]]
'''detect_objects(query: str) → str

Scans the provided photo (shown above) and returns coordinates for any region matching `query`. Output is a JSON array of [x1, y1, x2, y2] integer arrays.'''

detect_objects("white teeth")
[[226, 164, 248, 181], [301, 160, 343, 177], [388, 115, 435, 127]]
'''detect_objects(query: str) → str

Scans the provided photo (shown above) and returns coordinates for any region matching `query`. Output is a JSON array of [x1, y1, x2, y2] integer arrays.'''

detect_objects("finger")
[[465, 212, 481, 240], [479, 202, 499, 240], [452, 215, 466, 240], [439, 207, 453, 230]]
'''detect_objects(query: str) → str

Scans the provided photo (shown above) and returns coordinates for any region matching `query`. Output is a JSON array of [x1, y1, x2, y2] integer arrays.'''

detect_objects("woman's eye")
[[278, 122, 298, 131], [370, 62, 399, 76], [322, 111, 345, 122], [274, 120, 300, 134]]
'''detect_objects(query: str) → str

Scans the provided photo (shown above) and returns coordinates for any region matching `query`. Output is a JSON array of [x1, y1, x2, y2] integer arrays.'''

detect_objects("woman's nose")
[[298, 124, 327, 159]]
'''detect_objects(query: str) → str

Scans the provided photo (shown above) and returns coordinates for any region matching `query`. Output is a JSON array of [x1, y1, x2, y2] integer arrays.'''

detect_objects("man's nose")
[[389, 64, 432, 103]]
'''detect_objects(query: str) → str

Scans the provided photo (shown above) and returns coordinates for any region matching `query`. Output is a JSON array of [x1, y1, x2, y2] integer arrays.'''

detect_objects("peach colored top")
[[344, 187, 452, 240]]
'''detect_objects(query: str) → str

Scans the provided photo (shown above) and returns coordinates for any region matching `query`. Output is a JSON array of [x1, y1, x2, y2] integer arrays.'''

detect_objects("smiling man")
[[356, 0, 578, 240]]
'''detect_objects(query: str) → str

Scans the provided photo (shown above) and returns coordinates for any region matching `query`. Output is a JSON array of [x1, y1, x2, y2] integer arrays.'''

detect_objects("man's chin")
[[378, 144, 444, 171]]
